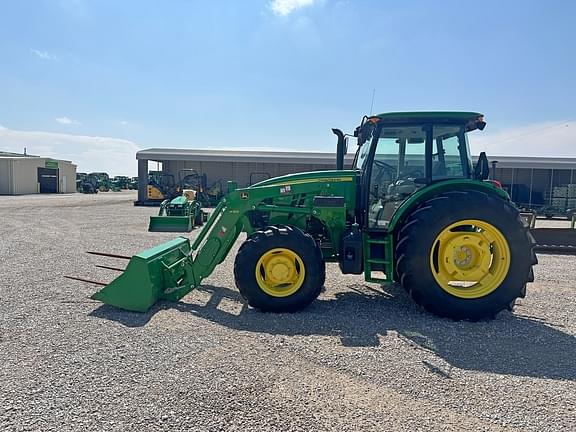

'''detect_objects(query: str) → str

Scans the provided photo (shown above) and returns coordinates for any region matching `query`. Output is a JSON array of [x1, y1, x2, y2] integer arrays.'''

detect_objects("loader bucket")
[[148, 215, 193, 232], [91, 237, 198, 312]]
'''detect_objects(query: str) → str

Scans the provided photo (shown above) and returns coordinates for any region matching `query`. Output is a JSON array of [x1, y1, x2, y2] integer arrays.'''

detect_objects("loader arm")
[[90, 172, 357, 312]]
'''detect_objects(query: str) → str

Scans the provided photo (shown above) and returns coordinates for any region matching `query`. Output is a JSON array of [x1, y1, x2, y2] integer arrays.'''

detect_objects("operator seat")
[[387, 180, 418, 197]]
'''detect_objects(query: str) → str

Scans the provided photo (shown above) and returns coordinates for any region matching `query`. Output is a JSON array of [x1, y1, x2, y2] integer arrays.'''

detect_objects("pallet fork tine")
[[64, 275, 108, 286], [95, 264, 126, 272], [86, 251, 132, 260]]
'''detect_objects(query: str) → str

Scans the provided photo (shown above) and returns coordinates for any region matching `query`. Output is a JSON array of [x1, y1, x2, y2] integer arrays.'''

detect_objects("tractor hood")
[[170, 195, 188, 205], [248, 170, 358, 189]]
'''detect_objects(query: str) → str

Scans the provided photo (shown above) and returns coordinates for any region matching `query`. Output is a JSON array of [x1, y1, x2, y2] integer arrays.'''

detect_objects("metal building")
[[0, 151, 77, 195], [135, 148, 353, 204], [135, 148, 576, 210]]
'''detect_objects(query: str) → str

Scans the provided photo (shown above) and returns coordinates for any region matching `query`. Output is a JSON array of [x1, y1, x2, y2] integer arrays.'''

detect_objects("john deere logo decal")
[[240, 192, 249, 199]]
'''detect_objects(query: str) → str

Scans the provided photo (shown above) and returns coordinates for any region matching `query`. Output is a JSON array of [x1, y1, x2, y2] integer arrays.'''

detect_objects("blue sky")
[[0, 0, 575, 175]]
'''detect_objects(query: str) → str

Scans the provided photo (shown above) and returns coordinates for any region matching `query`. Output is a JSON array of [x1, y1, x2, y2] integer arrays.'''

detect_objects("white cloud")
[[270, 0, 316, 16], [31, 49, 56, 60], [119, 120, 129, 126], [55, 116, 81, 125], [0, 126, 140, 176], [469, 120, 576, 157]]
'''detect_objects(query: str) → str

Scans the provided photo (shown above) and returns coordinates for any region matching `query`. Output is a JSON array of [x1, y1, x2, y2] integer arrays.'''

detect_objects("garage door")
[[38, 168, 58, 193]]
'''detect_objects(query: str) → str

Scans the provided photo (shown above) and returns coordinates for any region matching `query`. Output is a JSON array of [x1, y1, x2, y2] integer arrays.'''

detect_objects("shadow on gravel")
[[90, 283, 576, 381]]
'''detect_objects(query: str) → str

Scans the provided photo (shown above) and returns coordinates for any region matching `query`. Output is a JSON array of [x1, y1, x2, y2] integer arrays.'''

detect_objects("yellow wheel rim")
[[429, 219, 510, 299], [255, 248, 306, 297]]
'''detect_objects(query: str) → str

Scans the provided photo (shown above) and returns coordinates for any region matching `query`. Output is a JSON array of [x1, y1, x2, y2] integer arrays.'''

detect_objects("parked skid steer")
[[76, 112, 537, 320]]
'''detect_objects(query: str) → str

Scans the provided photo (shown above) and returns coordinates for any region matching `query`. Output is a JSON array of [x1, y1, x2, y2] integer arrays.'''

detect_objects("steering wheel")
[[370, 160, 397, 198], [372, 160, 397, 181], [373, 160, 395, 171]]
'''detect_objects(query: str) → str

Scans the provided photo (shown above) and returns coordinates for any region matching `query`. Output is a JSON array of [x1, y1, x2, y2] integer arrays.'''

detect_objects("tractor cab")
[[352, 112, 486, 228]]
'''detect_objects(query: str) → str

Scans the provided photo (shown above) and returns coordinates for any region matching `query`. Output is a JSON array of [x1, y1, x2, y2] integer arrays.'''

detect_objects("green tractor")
[[79, 112, 537, 321], [148, 169, 207, 232], [89, 172, 111, 192], [148, 192, 205, 232], [127, 177, 139, 190], [111, 176, 131, 190], [77, 173, 99, 194]]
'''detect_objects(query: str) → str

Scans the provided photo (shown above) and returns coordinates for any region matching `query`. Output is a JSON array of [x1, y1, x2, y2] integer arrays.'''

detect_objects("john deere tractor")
[[148, 169, 207, 232], [79, 112, 537, 321]]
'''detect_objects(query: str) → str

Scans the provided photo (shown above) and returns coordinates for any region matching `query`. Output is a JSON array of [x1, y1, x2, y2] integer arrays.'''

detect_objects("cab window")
[[432, 125, 471, 179]]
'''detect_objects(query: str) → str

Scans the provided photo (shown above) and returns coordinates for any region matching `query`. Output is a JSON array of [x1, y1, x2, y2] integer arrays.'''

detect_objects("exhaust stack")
[[332, 128, 346, 170]]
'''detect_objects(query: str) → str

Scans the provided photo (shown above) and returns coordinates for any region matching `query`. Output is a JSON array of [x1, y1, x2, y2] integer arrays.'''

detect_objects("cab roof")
[[373, 111, 483, 124]]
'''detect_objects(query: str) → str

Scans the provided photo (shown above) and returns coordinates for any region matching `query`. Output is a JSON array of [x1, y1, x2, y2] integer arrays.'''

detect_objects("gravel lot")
[[1, 191, 574, 431]]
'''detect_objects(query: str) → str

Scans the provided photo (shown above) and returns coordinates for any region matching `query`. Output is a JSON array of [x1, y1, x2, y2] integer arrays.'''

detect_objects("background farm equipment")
[[76, 173, 87, 192], [111, 176, 131, 190], [147, 171, 177, 202], [148, 189, 206, 232], [128, 177, 139, 190], [74, 111, 537, 321], [89, 172, 111, 192], [530, 226, 576, 254], [202, 179, 224, 206], [148, 170, 207, 232], [504, 198, 576, 255], [76, 173, 99, 194], [517, 208, 576, 254], [177, 169, 224, 207]]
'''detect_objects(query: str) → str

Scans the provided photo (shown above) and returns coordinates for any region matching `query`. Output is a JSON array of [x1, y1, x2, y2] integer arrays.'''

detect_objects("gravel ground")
[[0, 191, 574, 431]]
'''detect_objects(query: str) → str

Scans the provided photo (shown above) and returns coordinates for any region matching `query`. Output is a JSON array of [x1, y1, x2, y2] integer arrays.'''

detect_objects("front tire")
[[234, 225, 325, 312], [396, 190, 537, 321]]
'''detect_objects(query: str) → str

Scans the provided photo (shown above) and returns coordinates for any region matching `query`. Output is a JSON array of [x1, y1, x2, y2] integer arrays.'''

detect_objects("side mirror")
[[354, 120, 369, 145], [357, 129, 366, 146], [474, 152, 490, 180]]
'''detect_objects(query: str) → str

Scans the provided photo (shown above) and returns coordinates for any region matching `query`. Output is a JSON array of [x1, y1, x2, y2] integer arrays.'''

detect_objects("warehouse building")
[[135, 148, 576, 210], [135, 148, 352, 204], [0, 151, 77, 195]]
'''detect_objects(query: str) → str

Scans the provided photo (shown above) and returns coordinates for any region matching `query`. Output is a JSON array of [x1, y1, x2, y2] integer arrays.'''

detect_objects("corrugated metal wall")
[[163, 160, 335, 188]]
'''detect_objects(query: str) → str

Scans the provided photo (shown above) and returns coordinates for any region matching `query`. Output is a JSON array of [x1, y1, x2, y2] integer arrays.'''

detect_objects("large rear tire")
[[234, 225, 325, 312], [396, 190, 537, 321]]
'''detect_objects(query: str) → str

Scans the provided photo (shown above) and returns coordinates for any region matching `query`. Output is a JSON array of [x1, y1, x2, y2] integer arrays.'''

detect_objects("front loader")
[[74, 112, 537, 320]]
